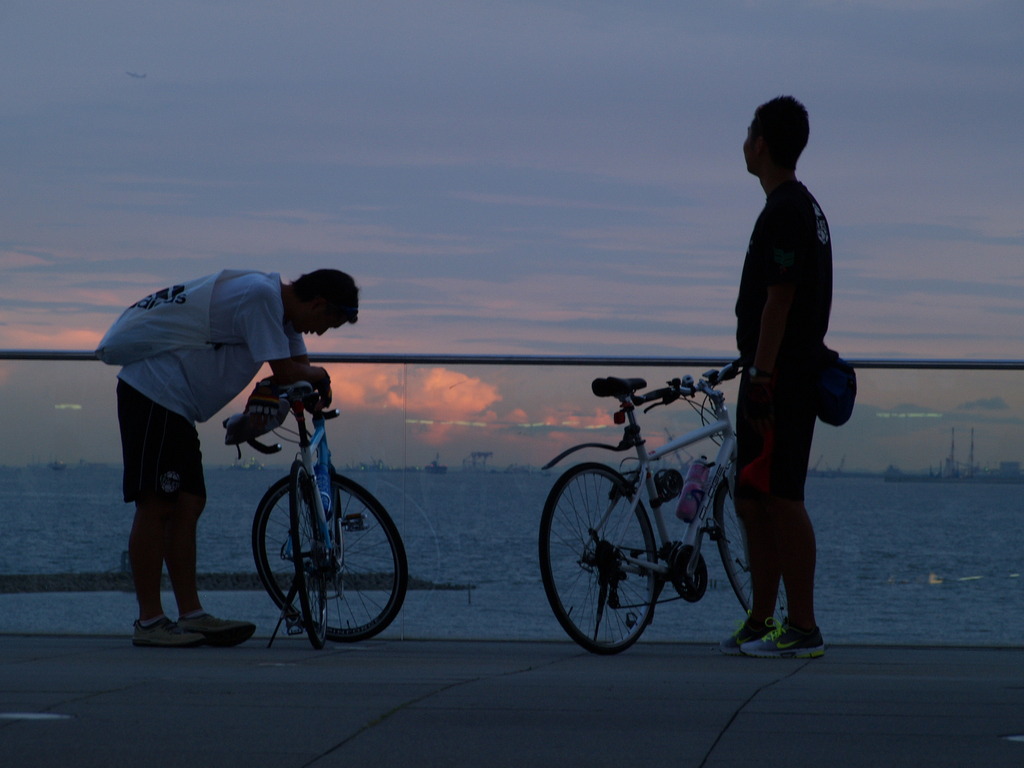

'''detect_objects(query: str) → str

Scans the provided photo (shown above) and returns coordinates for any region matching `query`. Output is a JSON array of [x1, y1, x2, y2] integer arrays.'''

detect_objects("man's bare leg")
[[129, 491, 206, 621]]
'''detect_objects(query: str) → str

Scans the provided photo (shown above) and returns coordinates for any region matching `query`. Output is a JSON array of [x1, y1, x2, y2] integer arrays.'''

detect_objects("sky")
[[1, 0, 1023, 470]]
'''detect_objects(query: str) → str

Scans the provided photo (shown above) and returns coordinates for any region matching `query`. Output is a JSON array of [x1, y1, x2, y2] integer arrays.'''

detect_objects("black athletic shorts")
[[735, 365, 817, 502], [117, 380, 206, 504]]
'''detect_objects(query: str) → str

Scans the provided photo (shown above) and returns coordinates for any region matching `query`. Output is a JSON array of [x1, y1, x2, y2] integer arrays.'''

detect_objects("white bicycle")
[[538, 362, 782, 654]]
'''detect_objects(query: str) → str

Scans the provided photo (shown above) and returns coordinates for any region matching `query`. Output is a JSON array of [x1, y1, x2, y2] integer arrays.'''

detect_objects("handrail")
[[2, 349, 1024, 370]]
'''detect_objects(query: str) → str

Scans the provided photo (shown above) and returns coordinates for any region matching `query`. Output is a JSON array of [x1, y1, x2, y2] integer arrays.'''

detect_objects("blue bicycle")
[[233, 382, 408, 648]]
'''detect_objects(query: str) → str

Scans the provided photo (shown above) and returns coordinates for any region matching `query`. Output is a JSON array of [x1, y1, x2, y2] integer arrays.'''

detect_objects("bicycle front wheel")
[[538, 463, 657, 654], [253, 471, 408, 643], [290, 461, 327, 649]]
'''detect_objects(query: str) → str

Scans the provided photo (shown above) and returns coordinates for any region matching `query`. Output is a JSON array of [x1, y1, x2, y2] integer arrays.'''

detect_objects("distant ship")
[[884, 467, 1024, 484], [425, 454, 447, 475], [227, 457, 263, 471], [346, 458, 395, 472]]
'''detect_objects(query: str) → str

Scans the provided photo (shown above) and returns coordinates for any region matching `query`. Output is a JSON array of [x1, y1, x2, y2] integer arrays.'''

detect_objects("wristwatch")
[[747, 365, 773, 380]]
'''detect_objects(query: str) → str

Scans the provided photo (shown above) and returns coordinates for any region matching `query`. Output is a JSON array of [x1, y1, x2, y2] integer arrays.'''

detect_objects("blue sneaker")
[[740, 622, 825, 658]]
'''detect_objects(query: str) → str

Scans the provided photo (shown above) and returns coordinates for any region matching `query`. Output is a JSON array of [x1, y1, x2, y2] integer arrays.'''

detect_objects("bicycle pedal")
[[342, 513, 365, 531], [283, 609, 304, 635]]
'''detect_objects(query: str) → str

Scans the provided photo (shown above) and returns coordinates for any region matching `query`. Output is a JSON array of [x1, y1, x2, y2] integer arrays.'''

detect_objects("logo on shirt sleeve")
[[813, 203, 830, 245], [772, 248, 796, 270]]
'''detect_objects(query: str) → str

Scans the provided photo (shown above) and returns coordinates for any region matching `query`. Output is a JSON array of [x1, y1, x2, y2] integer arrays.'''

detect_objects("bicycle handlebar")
[[591, 360, 740, 409], [542, 361, 741, 471], [245, 437, 282, 455], [223, 380, 340, 456]]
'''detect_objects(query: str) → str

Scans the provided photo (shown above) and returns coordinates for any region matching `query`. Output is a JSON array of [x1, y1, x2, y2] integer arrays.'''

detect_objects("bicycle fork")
[[272, 466, 337, 644]]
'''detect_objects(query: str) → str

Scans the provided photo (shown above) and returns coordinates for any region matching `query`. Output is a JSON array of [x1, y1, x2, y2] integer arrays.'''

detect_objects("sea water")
[[0, 464, 1021, 646]]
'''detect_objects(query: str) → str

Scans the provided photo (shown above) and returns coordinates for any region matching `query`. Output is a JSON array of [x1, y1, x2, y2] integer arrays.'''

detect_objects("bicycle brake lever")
[[643, 390, 680, 413], [246, 438, 282, 455]]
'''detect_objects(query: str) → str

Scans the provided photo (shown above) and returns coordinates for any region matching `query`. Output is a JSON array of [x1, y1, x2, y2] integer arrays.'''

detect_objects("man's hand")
[[314, 374, 332, 411], [743, 377, 775, 437], [246, 380, 281, 430]]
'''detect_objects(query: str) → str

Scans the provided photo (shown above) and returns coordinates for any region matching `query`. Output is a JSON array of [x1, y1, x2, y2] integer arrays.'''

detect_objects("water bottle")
[[314, 464, 332, 517], [676, 458, 709, 522]]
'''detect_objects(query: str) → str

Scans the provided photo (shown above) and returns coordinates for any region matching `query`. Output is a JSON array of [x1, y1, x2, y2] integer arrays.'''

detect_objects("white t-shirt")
[[118, 272, 306, 423]]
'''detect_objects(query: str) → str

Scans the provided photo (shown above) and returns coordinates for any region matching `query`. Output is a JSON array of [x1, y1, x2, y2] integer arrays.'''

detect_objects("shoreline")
[[0, 572, 468, 593]]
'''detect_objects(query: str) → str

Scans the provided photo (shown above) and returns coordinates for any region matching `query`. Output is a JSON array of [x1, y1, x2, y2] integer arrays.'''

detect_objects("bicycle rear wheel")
[[538, 462, 657, 654], [712, 478, 787, 619], [290, 461, 327, 649], [253, 472, 408, 643]]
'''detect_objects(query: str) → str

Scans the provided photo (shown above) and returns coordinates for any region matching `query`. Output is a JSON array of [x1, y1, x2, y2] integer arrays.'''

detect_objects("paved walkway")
[[1, 635, 1023, 767]]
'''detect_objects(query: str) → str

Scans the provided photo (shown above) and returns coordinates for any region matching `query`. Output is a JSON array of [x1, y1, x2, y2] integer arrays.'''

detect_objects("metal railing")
[[4, 349, 1024, 369]]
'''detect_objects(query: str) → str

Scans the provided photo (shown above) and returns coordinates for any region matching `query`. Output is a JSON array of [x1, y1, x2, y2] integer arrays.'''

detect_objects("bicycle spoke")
[[252, 472, 407, 644], [539, 463, 656, 654]]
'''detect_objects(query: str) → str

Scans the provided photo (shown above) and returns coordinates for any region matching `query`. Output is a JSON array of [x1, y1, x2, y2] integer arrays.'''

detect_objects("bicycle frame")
[[617, 405, 735, 585], [645, 417, 735, 548], [290, 402, 336, 560]]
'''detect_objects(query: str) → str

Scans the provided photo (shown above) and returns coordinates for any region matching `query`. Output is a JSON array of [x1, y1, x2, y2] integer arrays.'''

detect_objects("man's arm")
[[267, 355, 329, 386], [753, 282, 796, 375], [743, 282, 796, 437]]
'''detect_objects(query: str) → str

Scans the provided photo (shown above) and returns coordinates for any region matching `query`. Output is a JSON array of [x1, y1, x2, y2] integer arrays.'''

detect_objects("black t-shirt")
[[735, 181, 832, 368]]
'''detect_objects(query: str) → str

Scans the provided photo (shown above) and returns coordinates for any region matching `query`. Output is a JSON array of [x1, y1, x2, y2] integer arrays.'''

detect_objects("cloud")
[[323, 362, 625, 452], [326, 364, 504, 445], [956, 397, 1010, 412], [400, 368, 502, 416], [1, 0, 1023, 365]]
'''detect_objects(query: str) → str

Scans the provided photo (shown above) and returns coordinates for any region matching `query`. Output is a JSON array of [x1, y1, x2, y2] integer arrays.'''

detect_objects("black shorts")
[[117, 380, 206, 504], [735, 366, 817, 502]]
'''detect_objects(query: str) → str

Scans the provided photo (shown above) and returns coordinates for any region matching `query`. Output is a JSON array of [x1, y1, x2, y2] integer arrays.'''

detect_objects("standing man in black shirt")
[[720, 96, 832, 658]]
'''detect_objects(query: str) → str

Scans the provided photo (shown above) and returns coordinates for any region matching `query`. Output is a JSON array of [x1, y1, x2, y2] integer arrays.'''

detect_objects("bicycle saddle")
[[592, 377, 647, 398]]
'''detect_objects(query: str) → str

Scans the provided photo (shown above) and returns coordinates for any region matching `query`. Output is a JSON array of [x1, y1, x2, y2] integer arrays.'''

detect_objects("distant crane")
[[463, 451, 493, 470]]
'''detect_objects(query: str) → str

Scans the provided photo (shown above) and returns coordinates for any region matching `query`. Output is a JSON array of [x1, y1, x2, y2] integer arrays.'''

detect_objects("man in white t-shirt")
[[112, 269, 359, 647]]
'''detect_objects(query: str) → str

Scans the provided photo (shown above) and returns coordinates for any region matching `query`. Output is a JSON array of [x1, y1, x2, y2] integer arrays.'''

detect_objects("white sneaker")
[[132, 617, 206, 648], [177, 613, 256, 647]]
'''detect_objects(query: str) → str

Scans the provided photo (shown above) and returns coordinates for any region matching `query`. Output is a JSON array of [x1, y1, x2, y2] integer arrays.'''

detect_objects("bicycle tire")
[[712, 478, 787, 619], [712, 478, 751, 611], [290, 461, 327, 648], [253, 471, 408, 643], [538, 462, 657, 654]]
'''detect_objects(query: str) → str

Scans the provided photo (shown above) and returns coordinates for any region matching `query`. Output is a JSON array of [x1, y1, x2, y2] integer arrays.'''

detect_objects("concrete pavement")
[[1, 635, 1023, 767]]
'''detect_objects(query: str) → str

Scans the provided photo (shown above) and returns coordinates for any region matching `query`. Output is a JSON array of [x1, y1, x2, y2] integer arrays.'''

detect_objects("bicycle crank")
[[593, 539, 626, 609], [667, 543, 707, 602]]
